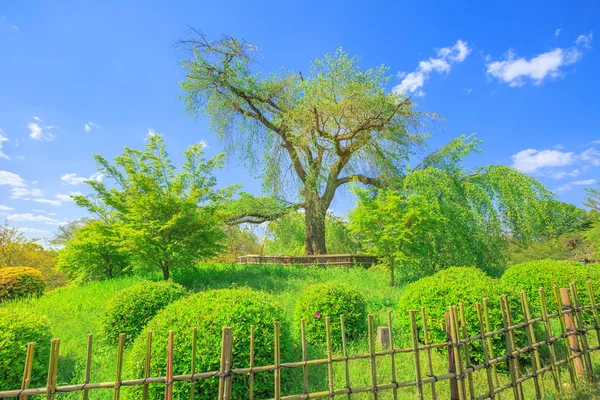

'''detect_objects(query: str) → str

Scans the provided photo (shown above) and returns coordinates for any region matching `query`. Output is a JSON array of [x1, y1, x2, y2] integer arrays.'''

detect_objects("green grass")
[[2, 263, 600, 399]]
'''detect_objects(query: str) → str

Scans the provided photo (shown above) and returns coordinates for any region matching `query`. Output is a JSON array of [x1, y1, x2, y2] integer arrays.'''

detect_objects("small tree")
[[56, 220, 130, 282], [74, 135, 232, 280], [0, 221, 29, 268], [585, 184, 600, 258], [349, 135, 552, 284]]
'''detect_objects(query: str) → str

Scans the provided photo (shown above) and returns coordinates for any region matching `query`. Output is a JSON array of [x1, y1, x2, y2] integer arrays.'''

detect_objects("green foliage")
[[585, 183, 600, 258], [265, 211, 361, 256], [73, 135, 233, 279], [501, 259, 600, 319], [211, 225, 263, 263], [397, 267, 512, 363], [350, 135, 552, 282], [100, 280, 188, 345], [181, 34, 423, 253], [56, 220, 131, 283], [0, 266, 45, 302], [125, 287, 286, 399], [293, 282, 367, 347], [0, 309, 51, 390]]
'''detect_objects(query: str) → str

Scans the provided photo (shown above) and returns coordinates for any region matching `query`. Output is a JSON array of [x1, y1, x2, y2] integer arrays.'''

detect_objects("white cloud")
[[487, 33, 592, 87], [573, 179, 596, 185], [6, 213, 59, 225], [84, 121, 100, 133], [55, 192, 82, 203], [555, 178, 597, 193], [0, 170, 26, 187], [0, 129, 8, 159], [11, 187, 42, 198], [511, 149, 575, 173], [464, 88, 473, 94], [581, 148, 600, 166], [61, 172, 103, 185], [550, 169, 580, 179], [145, 128, 160, 142], [392, 40, 471, 95], [28, 117, 55, 141], [32, 198, 62, 206], [18, 227, 48, 234], [555, 28, 562, 37], [0, 205, 14, 211]]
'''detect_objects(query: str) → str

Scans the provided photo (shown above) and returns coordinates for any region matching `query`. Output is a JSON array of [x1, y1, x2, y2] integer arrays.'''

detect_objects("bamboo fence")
[[2, 281, 600, 399]]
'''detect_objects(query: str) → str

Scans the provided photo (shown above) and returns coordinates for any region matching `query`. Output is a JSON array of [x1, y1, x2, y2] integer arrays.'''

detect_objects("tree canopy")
[[180, 33, 425, 254], [348, 135, 553, 284]]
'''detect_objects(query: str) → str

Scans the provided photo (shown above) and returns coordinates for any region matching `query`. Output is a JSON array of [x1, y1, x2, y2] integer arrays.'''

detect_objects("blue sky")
[[0, 1, 599, 241]]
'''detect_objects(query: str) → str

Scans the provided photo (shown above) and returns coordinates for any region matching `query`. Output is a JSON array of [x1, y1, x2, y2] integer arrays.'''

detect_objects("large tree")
[[74, 135, 232, 280], [180, 34, 423, 254]]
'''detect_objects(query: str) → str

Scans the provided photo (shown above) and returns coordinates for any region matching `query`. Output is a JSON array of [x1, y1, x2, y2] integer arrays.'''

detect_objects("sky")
[[0, 1, 599, 242]]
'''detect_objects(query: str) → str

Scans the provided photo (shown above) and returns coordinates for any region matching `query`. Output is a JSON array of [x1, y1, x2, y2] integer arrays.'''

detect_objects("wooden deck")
[[236, 254, 378, 268]]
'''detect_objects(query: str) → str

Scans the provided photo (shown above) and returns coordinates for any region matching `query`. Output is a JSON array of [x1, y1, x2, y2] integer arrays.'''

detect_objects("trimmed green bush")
[[125, 287, 286, 399], [397, 267, 515, 364], [293, 282, 367, 347], [0, 309, 51, 391], [100, 280, 188, 345], [501, 259, 600, 320], [0, 267, 45, 302]]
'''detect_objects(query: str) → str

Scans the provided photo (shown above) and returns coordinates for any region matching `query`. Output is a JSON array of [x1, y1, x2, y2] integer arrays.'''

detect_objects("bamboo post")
[[340, 315, 352, 400], [164, 331, 174, 400], [458, 303, 475, 399], [445, 312, 459, 400], [569, 283, 593, 379], [248, 325, 254, 400], [46, 338, 59, 400], [560, 287, 585, 378], [409, 310, 423, 400], [325, 317, 335, 397], [190, 328, 197, 400], [19, 342, 35, 400], [387, 311, 398, 400], [475, 303, 495, 399], [274, 322, 281, 400], [218, 328, 228, 399], [114, 334, 124, 400], [83, 334, 93, 400], [586, 281, 600, 345], [450, 306, 466, 400], [553, 285, 577, 387], [420, 308, 437, 400], [500, 295, 522, 400], [368, 314, 378, 400], [519, 291, 542, 399], [225, 328, 233, 400], [143, 331, 152, 400], [300, 318, 309, 396], [539, 288, 561, 396], [482, 299, 501, 395]]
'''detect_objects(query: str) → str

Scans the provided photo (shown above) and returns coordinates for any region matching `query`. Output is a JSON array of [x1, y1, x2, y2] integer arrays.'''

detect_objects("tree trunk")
[[305, 198, 327, 255], [162, 264, 170, 280]]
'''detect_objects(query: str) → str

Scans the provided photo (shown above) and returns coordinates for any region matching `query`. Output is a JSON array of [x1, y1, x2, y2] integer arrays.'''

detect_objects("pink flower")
[[315, 312, 321, 319]]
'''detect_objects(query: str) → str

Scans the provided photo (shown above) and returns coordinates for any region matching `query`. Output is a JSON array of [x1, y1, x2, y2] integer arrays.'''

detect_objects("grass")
[[2, 263, 600, 399]]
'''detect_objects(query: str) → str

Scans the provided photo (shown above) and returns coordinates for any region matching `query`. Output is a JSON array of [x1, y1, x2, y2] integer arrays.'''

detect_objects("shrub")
[[501, 259, 600, 320], [101, 280, 188, 345], [0, 309, 52, 391], [293, 282, 367, 347], [397, 267, 516, 364], [0, 267, 45, 302], [125, 288, 286, 399]]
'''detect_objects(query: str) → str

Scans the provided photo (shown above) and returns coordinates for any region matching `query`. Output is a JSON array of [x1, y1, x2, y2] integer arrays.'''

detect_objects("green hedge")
[[100, 280, 188, 345], [125, 287, 286, 399], [397, 267, 516, 364], [293, 282, 367, 348], [501, 259, 600, 321], [0, 309, 52, 391], [0, 267, 45, 302]]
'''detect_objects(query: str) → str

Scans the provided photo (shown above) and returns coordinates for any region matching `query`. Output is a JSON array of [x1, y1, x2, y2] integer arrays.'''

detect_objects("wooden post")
[[368, 314, 379, 400], [83, 335, 93, 400], [409, 311, 423, 400], [19, 342, 35, 400], [560, 288, 585, 378], [164, 331, 174, 400], [445, 312, 459, 400], [377, 326, 390, 349]]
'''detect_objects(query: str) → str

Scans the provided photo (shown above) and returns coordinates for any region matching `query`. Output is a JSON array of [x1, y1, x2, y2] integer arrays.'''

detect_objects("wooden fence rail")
[[2, 282, 600, 399]]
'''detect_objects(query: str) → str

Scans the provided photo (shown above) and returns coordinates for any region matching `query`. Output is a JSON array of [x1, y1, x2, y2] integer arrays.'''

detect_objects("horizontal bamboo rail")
[[237, 254, 377, 268], [1, 282, 600, 399]]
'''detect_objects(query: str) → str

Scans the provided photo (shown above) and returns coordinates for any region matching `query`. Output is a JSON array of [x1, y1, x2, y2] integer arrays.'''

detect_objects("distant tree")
[[73, 135, 233, 280], [48, 218, 90, 248], [56, 220, 130, 282], [0, 221, 29, 267], [211, 226, 263, 263], [180, 33, 424, 255], [585, 184, 600, 258], [349, 135, 552, 285], [265, 211, 361, 256]]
